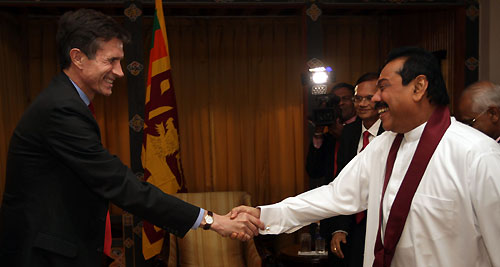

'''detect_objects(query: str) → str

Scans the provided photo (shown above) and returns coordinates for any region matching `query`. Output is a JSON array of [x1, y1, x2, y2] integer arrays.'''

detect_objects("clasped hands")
[[210, 205, 263, 242]]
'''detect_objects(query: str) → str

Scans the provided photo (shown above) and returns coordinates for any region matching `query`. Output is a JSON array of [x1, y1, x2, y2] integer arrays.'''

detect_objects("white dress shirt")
[[259, 118, 500, 267]]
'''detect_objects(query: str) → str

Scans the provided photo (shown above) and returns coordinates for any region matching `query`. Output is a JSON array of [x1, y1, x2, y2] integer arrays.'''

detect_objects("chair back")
[[168, 191, 261, 267]]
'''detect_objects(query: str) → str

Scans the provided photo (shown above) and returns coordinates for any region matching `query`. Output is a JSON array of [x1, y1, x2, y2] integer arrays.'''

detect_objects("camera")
[[311, 94, 342, 127], [305, 63, 342, 127]]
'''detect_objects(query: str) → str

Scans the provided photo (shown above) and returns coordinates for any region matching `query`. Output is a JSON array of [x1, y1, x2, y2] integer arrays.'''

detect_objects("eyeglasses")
[[339, 96, 353, 102], [460, 109, 487, 127], [352, 95, 374, 103]]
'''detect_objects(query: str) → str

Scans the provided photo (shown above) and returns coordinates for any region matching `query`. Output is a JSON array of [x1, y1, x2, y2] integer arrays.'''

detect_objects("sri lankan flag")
[[142, 0, 186, 260]]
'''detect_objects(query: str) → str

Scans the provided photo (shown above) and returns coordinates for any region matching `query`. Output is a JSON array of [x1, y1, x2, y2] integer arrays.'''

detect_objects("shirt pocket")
[[409, 193, 457, 241]]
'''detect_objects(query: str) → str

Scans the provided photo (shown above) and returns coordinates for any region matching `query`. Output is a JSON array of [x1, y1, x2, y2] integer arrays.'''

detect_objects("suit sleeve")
[[44, 100, 199, 237], [306, 134, 335, 180], [306, 141, 325, 179], [320, 215, 354, 238]]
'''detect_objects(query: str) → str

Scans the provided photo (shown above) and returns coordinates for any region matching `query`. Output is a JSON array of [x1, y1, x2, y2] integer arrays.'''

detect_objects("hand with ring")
[[331, 232, 347, 259]]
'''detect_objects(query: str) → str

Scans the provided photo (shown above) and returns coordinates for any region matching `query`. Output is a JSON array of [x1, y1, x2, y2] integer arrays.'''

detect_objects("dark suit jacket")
[[336, 118, 385, 172], [306, 132, 337, 187], [0, 72, 200, 267], [321, 118, 384, 267]]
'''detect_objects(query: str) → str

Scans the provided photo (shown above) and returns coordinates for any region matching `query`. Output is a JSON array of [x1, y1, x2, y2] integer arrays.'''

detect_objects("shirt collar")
[[403, 121, 427, 143], [69, 78, 90, 106], [362, 119, 382, 137]]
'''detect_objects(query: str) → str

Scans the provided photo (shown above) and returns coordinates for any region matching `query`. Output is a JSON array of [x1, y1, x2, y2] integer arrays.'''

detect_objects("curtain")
[[322, 16, 385, 85], [164, 17, 305, 205], [0, 14, 306, 207], [322, 11, 458, 110]]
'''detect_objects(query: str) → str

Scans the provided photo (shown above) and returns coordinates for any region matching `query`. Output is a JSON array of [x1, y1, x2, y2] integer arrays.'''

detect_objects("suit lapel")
[[350, 119, 362, 156], [53, 72, 101, 136]]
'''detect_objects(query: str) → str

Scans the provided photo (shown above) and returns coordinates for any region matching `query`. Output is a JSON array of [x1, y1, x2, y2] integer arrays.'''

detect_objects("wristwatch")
[[203, 211, 214, 230]]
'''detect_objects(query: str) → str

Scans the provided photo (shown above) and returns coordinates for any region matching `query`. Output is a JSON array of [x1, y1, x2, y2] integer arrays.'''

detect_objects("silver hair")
[[464, 82, 500, 113]]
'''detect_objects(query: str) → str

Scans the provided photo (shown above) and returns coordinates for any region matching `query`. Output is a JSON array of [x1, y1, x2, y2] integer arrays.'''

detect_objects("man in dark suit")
[[0, 9, 262, 267], [321, 72, 384, 267], [458, 81, 500, 143]]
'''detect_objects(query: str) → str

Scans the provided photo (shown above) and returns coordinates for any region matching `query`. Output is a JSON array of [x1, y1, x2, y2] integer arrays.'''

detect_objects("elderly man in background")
[[458, 81, 500, 143]]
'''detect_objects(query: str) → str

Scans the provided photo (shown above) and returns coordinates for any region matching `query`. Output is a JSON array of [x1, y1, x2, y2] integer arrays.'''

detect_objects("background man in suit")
[[322, 72, 384, 266], [328, 82, 358, 144], [333, 83, 357, 125], [458, 81, 500, 143], [0, 9, 262, 267]]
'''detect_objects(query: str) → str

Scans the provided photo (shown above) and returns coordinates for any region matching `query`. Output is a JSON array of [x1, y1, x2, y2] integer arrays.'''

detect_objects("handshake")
[[207, 206, 264, 241]]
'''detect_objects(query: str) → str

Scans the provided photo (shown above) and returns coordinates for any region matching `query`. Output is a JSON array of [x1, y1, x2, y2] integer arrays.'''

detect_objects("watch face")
[[205, 215, 214, 224]]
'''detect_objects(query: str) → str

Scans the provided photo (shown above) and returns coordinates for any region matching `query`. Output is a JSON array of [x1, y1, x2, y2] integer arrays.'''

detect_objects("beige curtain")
[[1, 15, 306, 207], [164, 17, 305, 205]]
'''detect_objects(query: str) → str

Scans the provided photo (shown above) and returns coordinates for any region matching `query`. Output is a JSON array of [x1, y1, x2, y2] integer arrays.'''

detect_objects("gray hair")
[[463, 81, 500, 113]]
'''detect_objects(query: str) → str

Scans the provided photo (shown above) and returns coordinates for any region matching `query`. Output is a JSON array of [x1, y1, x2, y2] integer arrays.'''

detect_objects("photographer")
[[306, 83, 356, 189]]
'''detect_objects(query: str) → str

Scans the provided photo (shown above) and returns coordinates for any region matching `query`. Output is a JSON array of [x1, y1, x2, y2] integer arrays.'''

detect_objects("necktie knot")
[[88, 102, 96, 118]]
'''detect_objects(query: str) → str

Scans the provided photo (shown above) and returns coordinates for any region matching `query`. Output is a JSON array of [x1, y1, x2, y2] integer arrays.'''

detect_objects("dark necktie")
[[88, 102, 112, 257], [373, 133, 404, 266], [355, 130, 372, 224], [88, 102, 95, 116]]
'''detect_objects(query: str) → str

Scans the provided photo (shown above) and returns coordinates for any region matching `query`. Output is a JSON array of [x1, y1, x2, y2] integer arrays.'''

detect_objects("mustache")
[[374, 101, 388, 110]]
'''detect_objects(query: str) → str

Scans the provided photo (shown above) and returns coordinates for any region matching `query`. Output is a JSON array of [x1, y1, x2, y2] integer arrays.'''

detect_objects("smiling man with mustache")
[[232, 47, 500, 267]]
